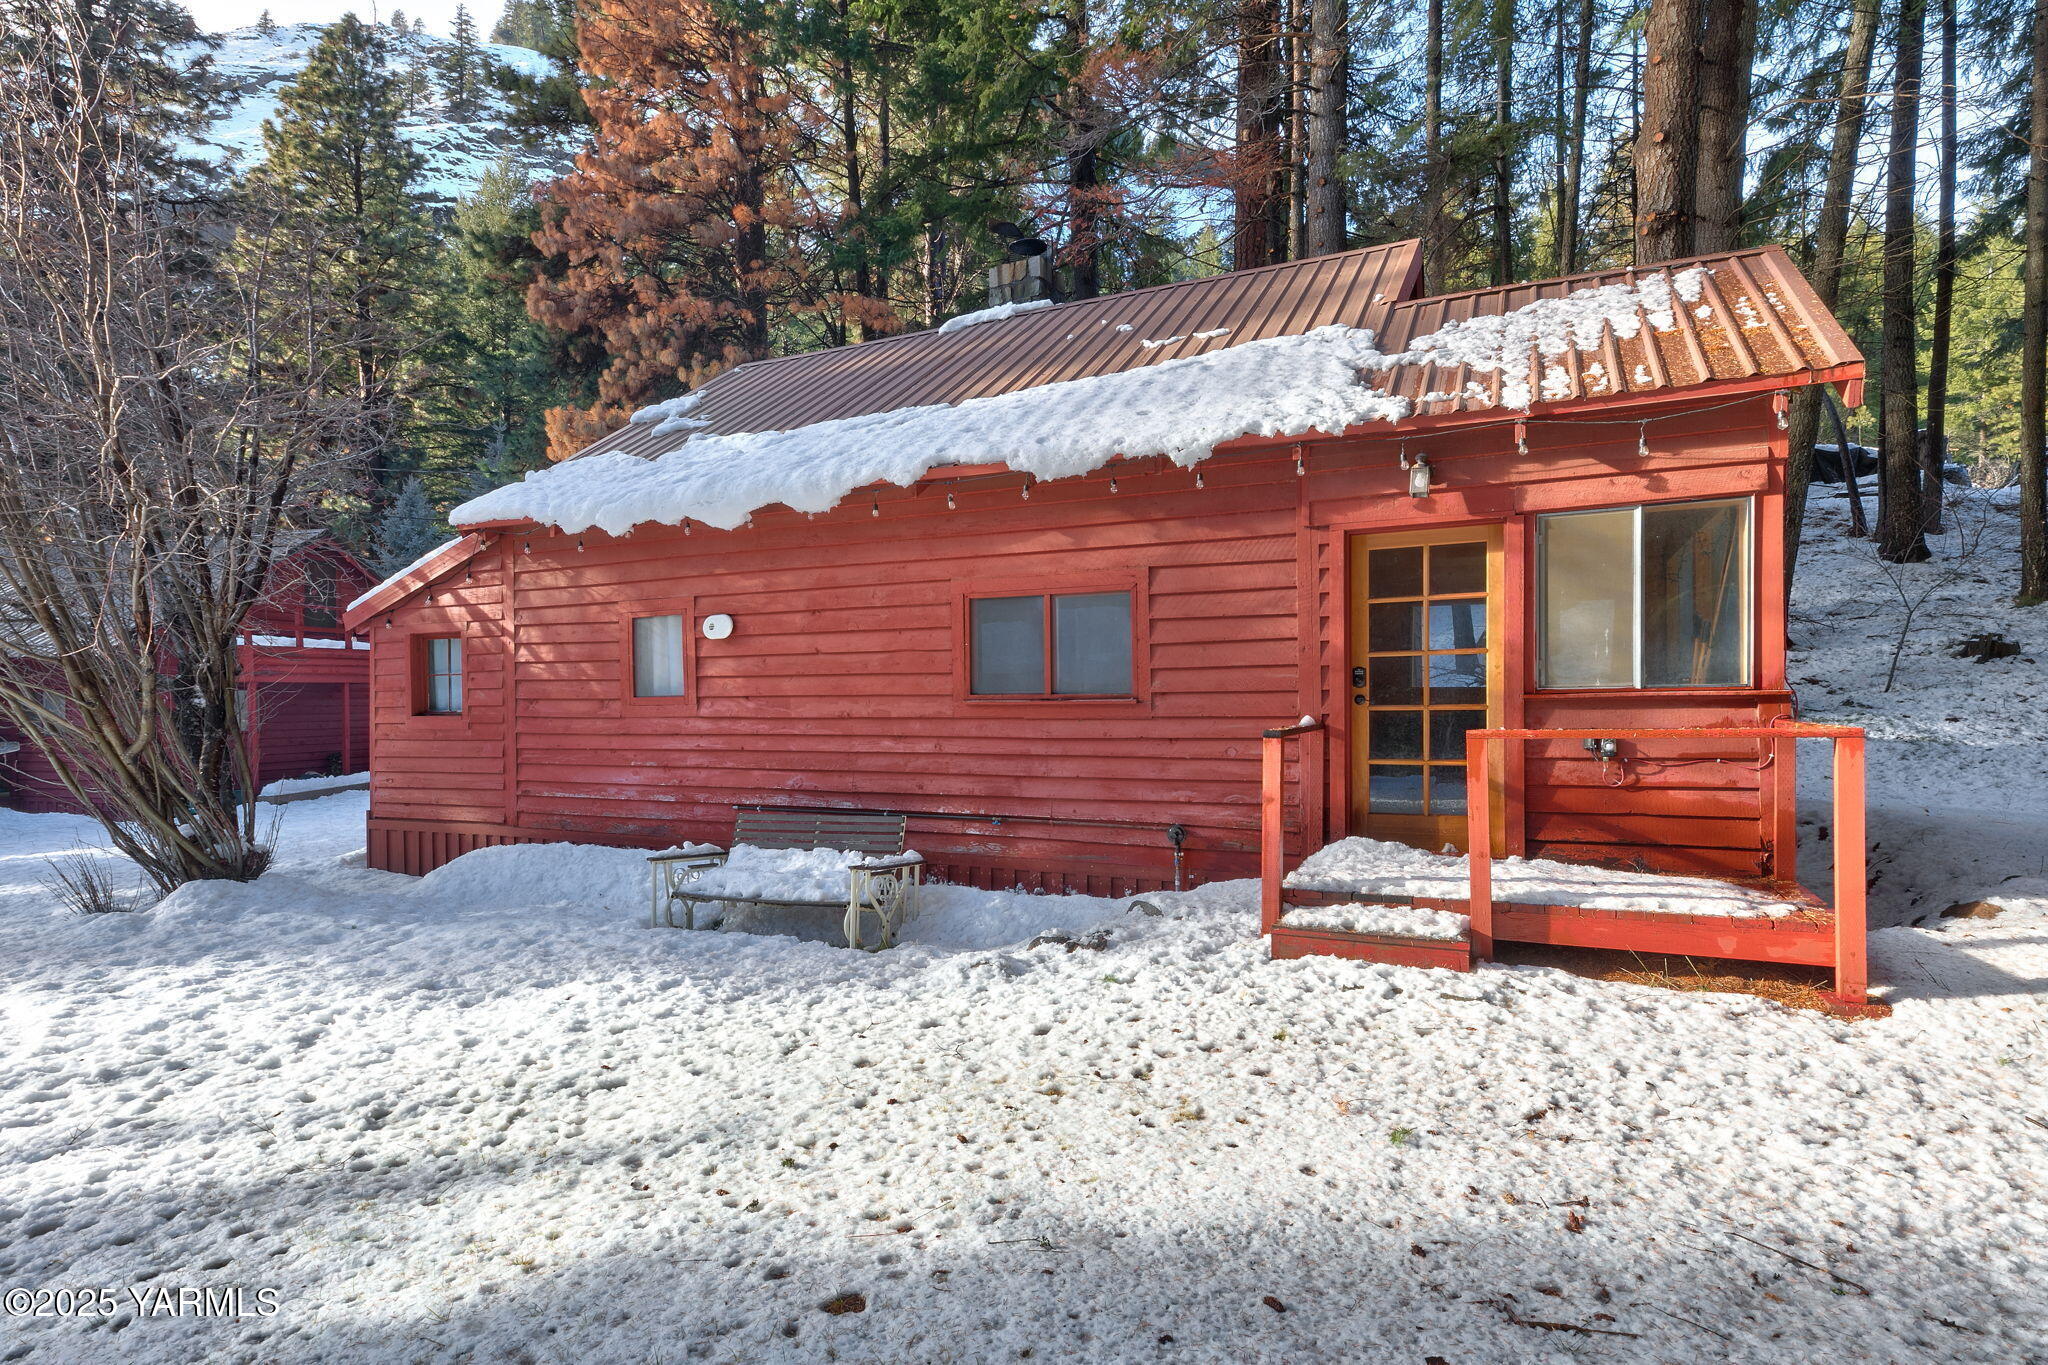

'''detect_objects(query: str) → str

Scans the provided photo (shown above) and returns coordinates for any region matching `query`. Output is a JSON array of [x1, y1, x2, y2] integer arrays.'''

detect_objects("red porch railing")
[[1258, 717, 1324, 937], [1465, 722, 1868, 1007]]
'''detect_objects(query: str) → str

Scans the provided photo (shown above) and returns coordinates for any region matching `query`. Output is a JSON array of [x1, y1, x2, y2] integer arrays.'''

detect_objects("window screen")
[[970, 595, 1045, 694], [1536, 499, 1750, 689], [423, 636, 462, 714], [632, 614, 686, 697], [970, 590, 1134, 696], [1053, 592, 1133, 695]]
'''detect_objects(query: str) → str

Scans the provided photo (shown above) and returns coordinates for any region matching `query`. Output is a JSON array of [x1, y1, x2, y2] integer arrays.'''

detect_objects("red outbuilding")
[[1, 532, 376, 811], [345, 242, 1875, 1006]]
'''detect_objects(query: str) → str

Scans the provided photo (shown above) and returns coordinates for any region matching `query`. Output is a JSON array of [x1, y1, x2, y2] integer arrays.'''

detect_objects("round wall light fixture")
[[700, 613, 734, 640]]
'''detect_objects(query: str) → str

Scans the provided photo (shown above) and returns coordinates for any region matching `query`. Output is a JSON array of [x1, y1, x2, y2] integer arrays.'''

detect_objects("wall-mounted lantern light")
[[1407, 453, 1433, 499]]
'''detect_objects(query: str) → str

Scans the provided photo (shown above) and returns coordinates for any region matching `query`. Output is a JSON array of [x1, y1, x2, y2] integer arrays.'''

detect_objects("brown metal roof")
[[1370, 244, 1862, 418], [574, 240, 1424, 460]]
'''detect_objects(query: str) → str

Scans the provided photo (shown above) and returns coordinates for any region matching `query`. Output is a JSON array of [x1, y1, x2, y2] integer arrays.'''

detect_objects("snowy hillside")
[[174, 23, 575, 204]]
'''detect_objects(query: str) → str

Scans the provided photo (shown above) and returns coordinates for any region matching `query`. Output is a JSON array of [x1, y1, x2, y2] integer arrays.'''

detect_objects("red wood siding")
[[247, 542, 379, 638], [249, 682, 368, 786], [1305, 394, 1791, 877], [366, 392, 1800, 888], [0, 533, 377, 815]]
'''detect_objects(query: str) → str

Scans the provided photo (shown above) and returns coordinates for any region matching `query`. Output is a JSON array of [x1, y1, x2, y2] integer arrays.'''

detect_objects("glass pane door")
[[1348, 529, 1498, 852]]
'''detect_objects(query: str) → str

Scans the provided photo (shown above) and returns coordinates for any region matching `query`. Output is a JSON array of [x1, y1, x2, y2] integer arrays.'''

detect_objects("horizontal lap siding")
[[367, 558, 511, 827], [368, 394, 1795, 887], [1306, 394, 1791, 879], [250, 683, 366, 785], [368, 454, 1306, 884], [0, 717, 75, 813]]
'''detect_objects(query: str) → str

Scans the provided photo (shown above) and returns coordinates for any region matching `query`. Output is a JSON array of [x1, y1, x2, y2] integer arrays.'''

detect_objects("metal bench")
[[646, 807, 924, 950]]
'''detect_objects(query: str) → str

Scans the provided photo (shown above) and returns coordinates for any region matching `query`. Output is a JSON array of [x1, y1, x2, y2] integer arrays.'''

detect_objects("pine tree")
[[257, 9, 274, 36], [2024, 0, 2048, 600], [389, 9, 408, 34], [438, 3, 485, 118], [1876, 0, 1931, 563], [415, 162, 576, 500], [240, 14, 428, 513], [493, 0, 589, 139], [1, 0, 223, 193], [373, 477, 444, 575], [527, 0, 823, 457]]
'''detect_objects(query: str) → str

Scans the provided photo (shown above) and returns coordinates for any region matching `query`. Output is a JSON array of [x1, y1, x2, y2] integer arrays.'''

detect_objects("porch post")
[[1830, 734, 1868, 1007], [1465, 733, 1495, 961], [1259, 732, 1284, 936]]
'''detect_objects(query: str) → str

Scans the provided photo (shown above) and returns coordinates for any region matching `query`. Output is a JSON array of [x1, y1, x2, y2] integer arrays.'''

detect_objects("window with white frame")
[[631, 613, 686, 697], [1536, 498, 1752, 689]]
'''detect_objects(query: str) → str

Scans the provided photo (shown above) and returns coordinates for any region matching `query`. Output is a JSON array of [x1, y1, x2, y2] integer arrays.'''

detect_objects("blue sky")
[[185, 0, 506, 39]]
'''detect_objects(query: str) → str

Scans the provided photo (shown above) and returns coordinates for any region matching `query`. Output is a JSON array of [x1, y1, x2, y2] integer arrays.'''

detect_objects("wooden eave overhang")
[[341, 532, 494, 631]]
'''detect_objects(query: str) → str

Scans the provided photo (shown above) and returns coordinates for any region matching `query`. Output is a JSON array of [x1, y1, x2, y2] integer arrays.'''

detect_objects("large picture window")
[[969, 590, 1134, 697], [1536, 498, 1751, 689]]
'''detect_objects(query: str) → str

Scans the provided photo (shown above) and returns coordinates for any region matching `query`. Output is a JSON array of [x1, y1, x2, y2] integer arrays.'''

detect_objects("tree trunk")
[[1065, 0, 1101, 298], [1921, 0, 1958, 534], [836, 1, 873, 338], [1234, 0, 1285, 269], [1287, 0, 1307, 258], [1635, 0, 1701, 263], [1876, 0, 1929, 563], [1492, 0, 1515, 286], [1692, 0, 1755, 254], [1557, 0, 1592, 275], [1304, 0, 1347, 256], [1422, 0, 1446, 291], [1785, 0, 1880, 583], [2023, 0, 2048, 600]]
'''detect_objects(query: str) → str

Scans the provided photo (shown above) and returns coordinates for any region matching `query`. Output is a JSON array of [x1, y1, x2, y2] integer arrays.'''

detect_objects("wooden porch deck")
[[1268, 882, 1839, 972], [1257, 718, 1872, 1008]]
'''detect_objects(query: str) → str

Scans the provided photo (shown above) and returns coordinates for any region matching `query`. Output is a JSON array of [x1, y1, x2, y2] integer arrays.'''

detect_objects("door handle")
[[1351, 665, 1366, 687]]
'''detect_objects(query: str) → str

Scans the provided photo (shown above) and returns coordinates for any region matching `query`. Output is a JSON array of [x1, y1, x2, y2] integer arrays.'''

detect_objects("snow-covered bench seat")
[[646, 808, 923, 950]]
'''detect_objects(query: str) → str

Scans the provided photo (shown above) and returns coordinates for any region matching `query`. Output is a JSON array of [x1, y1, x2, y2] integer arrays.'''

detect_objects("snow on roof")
[[934, 298, 1054, 334], [449, 268, 1716, 539], [347, 536, 466, 613]]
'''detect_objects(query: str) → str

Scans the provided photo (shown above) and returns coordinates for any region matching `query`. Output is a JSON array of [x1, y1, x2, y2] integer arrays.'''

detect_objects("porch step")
[[1270, 891, 1474, 971], [1268, 919, 1473, 971]]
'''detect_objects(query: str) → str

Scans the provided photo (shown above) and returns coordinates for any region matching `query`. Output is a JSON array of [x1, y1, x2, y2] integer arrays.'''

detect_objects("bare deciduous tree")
[[0, 11, 369, 892]]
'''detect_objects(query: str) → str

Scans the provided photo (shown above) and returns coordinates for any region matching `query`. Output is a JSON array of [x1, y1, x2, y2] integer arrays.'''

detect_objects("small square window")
[[632, 614, 686, 697], [420, 636, 462, 714]]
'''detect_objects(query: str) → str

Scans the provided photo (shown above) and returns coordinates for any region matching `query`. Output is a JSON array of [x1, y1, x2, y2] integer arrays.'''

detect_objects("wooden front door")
[[1347, 525, 1504, 853]]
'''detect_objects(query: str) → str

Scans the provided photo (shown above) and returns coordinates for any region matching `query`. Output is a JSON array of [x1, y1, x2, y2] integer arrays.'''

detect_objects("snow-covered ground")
[[256, 772, 369, 801], [1, 491, 2045, 1362], [1793, 486, 2048, 927], [176, 25, 574, 204]]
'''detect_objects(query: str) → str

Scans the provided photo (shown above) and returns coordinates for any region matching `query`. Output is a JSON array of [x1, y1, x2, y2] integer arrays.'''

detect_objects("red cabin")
[[0, 532, 376, 811], [345, 242, 1872, 1005]]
